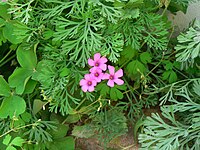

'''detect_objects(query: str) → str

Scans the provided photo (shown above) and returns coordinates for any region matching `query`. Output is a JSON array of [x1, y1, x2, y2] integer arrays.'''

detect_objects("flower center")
[[87, 81, 92, 86], [95, 73, 99, 77], [109, 75, 114, 80], [95, 62, 99, 67]]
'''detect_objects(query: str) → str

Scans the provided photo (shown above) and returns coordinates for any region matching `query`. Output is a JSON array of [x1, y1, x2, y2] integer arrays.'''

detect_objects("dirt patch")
[[75, 125, 138, 150]]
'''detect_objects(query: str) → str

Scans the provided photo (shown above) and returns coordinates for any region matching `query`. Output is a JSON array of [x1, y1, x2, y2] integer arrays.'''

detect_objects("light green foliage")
[[3, 135, 25, 150], [0, 76, 10, 97], [0, 96, 26, 119], [175, 20, 200, 69], [139, 78, 200, 149]]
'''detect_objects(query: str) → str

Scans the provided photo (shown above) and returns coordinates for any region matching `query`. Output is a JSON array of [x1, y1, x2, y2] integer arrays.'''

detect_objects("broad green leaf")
[[72, 125, 94, 138], [162, 70, 177, 83], [33, 99, 46, 115], [140, 52, 152, 64], [3, 134, 11, 145], [64, 114, 81, 124], [0, 4, 11, 19], [10, 137, 25, 147], [8, 68, 33, 95], [23, 79, 37, 94], [0, 18, 5, 28], [50, 124, 69, 139], [6, 145, 16, 150], [127, 60, 146, 75], [17, 45, 37, 69], [110, 87, 123, 100], [49, 136, 75, 150], [0, 75, 10, 97], [60, 68, 70, 77], [0, 95, 26, 118], [21, 112, 31, 123], [169, 71, 177, 83], [96, 83, 110, 96], [3, 22, 22, 44]]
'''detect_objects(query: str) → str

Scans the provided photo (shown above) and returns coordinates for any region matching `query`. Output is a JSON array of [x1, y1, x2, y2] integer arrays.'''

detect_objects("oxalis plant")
[[0, 0, 199, 150]]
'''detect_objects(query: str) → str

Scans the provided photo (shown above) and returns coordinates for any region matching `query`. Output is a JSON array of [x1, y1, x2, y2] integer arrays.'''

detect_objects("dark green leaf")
[[33, 99, 46, 115], [140, 52, 152, 64]]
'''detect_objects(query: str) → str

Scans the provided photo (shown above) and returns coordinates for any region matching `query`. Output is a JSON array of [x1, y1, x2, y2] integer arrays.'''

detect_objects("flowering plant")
[[0, 0, 200, 150], [80, 53, 124, 92]]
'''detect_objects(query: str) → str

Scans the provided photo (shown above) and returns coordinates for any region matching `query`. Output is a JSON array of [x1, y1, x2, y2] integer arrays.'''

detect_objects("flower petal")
[[107, 80, 114, 87], [81, 85, 88, 92], [94, 53, 101, 61], [80, 79, 87, 86], [115, 69, 123, 78], [88, 59, 94, 66], [114, 79, 124, 85], [84, 74, 91, 80], [92, 80, 97, 86], [108, 65, 115, 75], [100, 64, 107, 71], [100, 57, 107, 63], [102, 73, 110, 80], [88, 86, 95, 92]]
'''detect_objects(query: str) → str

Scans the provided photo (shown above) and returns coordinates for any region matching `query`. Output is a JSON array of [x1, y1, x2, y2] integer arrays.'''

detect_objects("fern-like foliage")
[[175, 20, 200, 69], [139, 78, 200, 150]]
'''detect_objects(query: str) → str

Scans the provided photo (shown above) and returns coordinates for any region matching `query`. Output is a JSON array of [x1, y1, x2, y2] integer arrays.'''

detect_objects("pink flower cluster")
[[80, 53, 124, 92]]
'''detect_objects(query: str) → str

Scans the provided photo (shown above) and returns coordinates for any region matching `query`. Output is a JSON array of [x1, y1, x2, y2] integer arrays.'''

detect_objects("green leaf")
[[64, 114, 81, 124], [3, 134, 12, 146], [110, 87, 124, 100], [0, 95, 26, 119], [72, 125, 94, 138], [96, 83, 110, 96], [140, 52, 152, 64], [169, 71, 177, 83], [33, 99, 46, 115], [8, 68, 33, 95], [0, 4, 11, 19], [48, 137, 75, 150], [0, 18, 5, 28], [60, 68, 70, 77], [162, 70, 177, 83], [3, 22, 22, 44], [50, 124, 69, 139], [0, 75, 10, 97], [21, 112, 31, 123], [10, 137, 25, 147], [17, 45, 37, 69], [6, 146, 16, 150], [23, 79, 37, 94], [127, 60, 147, 75]]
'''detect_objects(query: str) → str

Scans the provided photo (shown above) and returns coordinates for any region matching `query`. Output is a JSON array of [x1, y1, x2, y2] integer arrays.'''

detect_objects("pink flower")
[[80, 74, 97, 92], [90, 68, 104, 83], [103, 65, 124, 87], [88, 53, 107, 72]]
